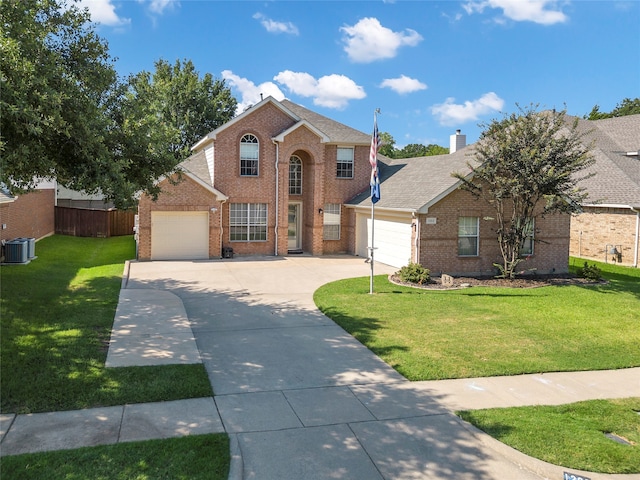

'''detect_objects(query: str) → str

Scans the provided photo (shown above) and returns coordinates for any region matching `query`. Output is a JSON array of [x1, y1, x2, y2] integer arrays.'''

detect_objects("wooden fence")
[[55, 207, 135, 237]]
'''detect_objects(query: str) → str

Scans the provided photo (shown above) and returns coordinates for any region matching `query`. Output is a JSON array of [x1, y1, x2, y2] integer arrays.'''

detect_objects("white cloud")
[[380, 75, 427, 95], [340, 17, 423, 63], [431, 92, 504, 125], [463, 0, 568, 25], [221, 70, 285, 113], [77, 0, 130, 26], [253, 13, 299, 35], [148, 0, 179, 15], [274, 70, 366, 109]]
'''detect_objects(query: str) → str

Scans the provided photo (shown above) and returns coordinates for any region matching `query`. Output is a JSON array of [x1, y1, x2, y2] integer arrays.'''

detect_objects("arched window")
[[240, 134, 259, 176], [289, 155, 302, 195]]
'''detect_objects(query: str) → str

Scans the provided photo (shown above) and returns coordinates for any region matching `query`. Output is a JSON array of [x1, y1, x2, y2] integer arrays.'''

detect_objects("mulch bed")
[[389, 273, 604, 290]]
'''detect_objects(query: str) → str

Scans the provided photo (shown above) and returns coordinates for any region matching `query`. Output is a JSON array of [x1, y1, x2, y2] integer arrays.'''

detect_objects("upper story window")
[[336, 147, 354, 178], [289, 156, 302, 195], [240, 134, 259, 176], [458, 216, 479, 256]]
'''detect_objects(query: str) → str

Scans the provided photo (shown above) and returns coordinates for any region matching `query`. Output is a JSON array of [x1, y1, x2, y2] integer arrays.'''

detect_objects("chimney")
[[450, 129, 466, 154]]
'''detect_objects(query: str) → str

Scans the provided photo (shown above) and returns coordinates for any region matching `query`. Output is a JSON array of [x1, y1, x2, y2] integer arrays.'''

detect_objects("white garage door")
[[356, 213, 412, 268], [151, 211, 209, 260]]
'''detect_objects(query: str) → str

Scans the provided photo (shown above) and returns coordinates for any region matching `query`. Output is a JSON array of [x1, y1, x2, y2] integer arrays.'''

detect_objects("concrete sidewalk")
[[1, 256, 639, 480]]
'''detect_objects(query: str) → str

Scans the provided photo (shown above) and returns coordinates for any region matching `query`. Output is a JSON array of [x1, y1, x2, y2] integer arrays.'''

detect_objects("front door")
[[288, 203, 301, 251]]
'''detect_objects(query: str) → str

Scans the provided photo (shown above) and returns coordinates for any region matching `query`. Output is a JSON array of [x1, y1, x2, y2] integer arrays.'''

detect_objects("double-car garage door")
[[356, 212, 412, 268], [151, 211, 209, 260]]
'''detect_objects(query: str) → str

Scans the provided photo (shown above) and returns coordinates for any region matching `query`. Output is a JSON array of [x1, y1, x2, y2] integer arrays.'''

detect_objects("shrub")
[[398, 262, 430, 284], [578, 262, 602, 281]]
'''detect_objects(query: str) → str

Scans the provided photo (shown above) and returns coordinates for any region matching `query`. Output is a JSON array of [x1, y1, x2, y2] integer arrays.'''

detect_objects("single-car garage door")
[[151, 211, 209, 260], [356, 212, 412, 268]]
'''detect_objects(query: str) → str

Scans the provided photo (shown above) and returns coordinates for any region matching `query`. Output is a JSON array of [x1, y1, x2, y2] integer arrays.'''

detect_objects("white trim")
[[272, 120, 330, 143]]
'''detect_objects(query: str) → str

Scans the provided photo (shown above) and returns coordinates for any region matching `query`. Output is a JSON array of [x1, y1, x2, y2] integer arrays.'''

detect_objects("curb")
[[121, 260, 131, 290], [227, 433, 244, 480]]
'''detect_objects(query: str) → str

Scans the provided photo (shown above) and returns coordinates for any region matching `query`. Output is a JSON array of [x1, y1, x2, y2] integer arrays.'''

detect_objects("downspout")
[[632, 207, 639, 268], [413, 211, 420, 264], [273, 140, 280, 256]]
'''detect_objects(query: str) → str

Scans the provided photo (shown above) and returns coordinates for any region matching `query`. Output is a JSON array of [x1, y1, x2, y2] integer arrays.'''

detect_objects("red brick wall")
[[137, 176, 221, 260], [570, 207, 639, 267], [0, 189, 55, 243], [418, 188, 571, 276]]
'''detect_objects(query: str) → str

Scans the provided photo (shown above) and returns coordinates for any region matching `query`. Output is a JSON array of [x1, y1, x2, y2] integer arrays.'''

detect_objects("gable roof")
[[192, 96, 371, 152], [177, 150, 228, 200], [571, 114, 640, 208], [346, 146, 477, 213]]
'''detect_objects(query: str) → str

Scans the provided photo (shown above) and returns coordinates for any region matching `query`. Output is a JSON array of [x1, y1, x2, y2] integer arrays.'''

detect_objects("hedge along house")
[[136, 96, 374, 261], [346, 132, 571, 275], [568, 114, 640, 268]]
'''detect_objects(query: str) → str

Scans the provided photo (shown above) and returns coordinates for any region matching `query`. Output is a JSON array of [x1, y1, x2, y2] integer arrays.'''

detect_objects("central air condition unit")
[[5, 239, 28, 263]]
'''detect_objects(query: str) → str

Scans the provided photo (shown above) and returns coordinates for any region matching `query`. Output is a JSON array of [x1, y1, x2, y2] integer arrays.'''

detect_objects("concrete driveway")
[[121, 255, 582, 480]]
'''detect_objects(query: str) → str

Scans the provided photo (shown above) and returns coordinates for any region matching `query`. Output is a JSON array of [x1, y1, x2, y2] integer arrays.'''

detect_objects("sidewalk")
[[2, 257, 639, 480]]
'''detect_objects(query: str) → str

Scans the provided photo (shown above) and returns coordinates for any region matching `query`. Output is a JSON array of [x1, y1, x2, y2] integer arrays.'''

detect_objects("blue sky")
[[82, 0, 639, 148]]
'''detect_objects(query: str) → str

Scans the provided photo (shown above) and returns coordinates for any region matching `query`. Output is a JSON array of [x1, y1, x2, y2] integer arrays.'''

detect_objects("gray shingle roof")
[[281, 100, 371, 145], [571, 114, 640, 207], [347, 146, 477, 212], [180, 150, 211, 186]]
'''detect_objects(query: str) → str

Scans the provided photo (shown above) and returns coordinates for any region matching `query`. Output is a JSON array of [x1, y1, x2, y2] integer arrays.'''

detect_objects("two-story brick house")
[[137, 96, 373, 261], [137, 96, 574, 277]]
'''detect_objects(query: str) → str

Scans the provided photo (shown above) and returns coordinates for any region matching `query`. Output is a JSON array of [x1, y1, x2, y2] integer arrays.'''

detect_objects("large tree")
[[454, 105, 594, 279], [106, 59, 237, 206], [1, 0, 117, 194], [584, 97, 640, 120]]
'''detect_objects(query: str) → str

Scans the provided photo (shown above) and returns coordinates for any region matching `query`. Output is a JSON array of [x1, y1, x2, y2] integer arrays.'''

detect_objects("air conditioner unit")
[[5, 239, 28, 263], [16, 237, 35, 259]]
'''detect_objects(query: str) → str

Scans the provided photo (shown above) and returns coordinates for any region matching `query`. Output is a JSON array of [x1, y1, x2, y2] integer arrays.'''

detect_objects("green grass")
[[458, 398, 640, 474], [1, 236, 213, 414], [0, 433, 230, 480], [314, 258, 640, 380]]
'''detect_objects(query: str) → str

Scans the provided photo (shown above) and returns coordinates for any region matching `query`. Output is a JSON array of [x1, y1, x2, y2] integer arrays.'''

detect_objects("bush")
[[578, 262, 602, 281], [398, 262, 430, 284]]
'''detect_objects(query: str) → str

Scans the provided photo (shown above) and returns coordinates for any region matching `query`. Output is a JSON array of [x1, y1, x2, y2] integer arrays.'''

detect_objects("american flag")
[[370, 114, 381, 204]]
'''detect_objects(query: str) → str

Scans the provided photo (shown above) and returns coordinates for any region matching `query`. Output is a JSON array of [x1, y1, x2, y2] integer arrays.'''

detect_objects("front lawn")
[[314, 258, 640, 380], [0, 433, 230, 480], [458, 397, 640, 474], [1, 235, 212, 414]]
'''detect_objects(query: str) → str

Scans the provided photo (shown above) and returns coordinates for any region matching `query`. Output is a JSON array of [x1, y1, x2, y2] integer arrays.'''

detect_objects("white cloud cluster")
[[147, 0, 180, 16], [274, 71, 366, 109], [379, 75, 427, 95], [431, 92, 504, 126], [340, 17, 423, 63], [221, 71, 286, 113], [253, 13, 299, 35], [77, 0, 130, 26], [463, 0, 568, 25], [222, 70, 366, 111]]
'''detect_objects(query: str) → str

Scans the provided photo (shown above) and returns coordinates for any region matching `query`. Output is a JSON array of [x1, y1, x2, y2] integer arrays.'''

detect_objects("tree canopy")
[[1, 0, 117, 193], [454, 105, 594, 279], [378, 132, 448, 159], [584, 97, 640, 120], [1, 0, 237, 208]]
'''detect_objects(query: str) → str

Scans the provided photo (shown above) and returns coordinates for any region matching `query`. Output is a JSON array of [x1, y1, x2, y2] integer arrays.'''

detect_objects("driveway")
[[124, 256, 555, 480]]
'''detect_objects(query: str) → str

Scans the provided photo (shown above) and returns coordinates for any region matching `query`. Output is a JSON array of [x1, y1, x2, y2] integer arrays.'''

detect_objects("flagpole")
[[369, 108, 380, 294]]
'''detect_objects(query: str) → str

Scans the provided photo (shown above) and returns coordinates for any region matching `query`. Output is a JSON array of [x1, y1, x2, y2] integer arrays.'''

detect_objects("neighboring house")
[[569, 114, 640, 267], [137, 96, 571, 276], [0, 180, 56, 243]]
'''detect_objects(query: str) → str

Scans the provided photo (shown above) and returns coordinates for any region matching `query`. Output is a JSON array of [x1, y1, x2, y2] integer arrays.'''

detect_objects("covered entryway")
[[151, 211, 209, 260], [356, 212, 412, 268]]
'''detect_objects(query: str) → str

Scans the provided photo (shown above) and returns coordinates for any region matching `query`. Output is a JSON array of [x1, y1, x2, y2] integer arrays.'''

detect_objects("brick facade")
[[417, 187, 571, 276], [0, 189, 55, 243], [138, 100, 372, 260], [570, 207, 640, 267]]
